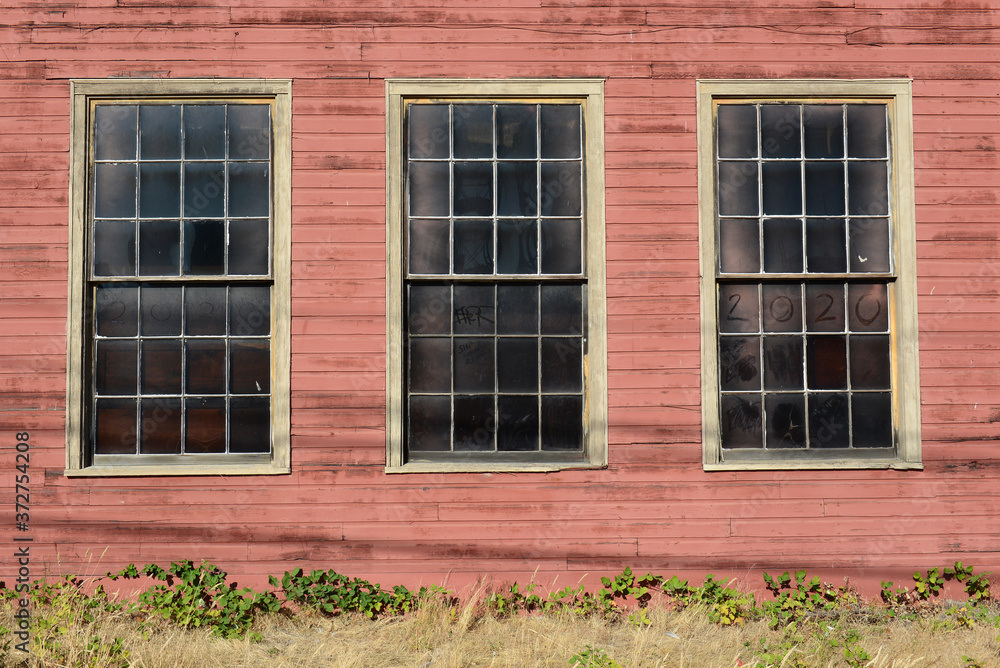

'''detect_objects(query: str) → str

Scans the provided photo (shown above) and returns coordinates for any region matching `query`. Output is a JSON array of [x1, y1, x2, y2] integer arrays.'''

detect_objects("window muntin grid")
[[403, 101, 587, 458], [87, 100, 274, 460], [714, 102, 894, 451]]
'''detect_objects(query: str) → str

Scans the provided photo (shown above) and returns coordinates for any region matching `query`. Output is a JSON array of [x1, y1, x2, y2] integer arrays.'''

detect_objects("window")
[[697, 80, 921, 470], [66, 79, 291, 476], [386, 79, 607, 472]]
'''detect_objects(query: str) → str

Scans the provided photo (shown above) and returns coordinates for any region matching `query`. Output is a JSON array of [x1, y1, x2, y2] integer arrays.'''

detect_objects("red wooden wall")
[[2, 0, 999, 594]]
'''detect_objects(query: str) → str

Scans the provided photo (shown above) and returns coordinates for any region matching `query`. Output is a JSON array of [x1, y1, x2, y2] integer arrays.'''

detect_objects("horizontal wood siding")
[[2, 0, 999, 593]]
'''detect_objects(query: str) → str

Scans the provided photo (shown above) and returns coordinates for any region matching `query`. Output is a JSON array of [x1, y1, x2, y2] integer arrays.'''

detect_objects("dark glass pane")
[[846, 105, 887, 159], [809, 393, 850, 448], [94, 220, 136, 276], [228, 104, 271, 160], [803, 105, 844, 159], [453, 219, 493, 274], [497, 104, 537, 159], [805, 283, 845, 333], [185, 397, 226, 453], [720, 394, 761, 448], [718, 219, 759, 273], [453, 104, 493, 159], [762, 282, 801, 332], [765, 394, 806, 448], [94, 105, 137, 161], [454, 395, 494, 451], [807, 335, 847, 390], [408, 104, 450, 159], [186, 339, 226, 395], [848, 283, 888, 332], [805, 162, 845, 216], [541, 395, 583, 451], [184, 220, 225, 275], [763, 219, 803, 274], [229, 396, 270, 453], [852, 392, 892, 447], [229, 162, 270, 217], [95, 340, 137, 395], [228, 219, 270, 275], [497, 396, 538, 451], [141, 286, 182, 336], [763, 336, 803, 391], [851, 335, 891, 390], [94, 163, 137, 219], [542, 336, 582, 392], [540, 219, 581, 275], [95, 285, 138, 337], [848, 162, 888, 216], [138, 220, 181, 276], [849, 218, 890, 273], [408, 162, 450, 217], [141, 340, 182, 394], [409, 337, 451, 393], [139, 105, 181, 160], [94, 398, 137, 454], [454, 338, 494, 392], [183, 105, 225, 159], [230, 286, 270, 336], [409, 395, 451, 452], [185, 286, 226, 335], [719, 336, 760, 391], [497, 220, 538, 274], [408, 284, 451, 335], [541, 284, 582, 335], [454, 162, 493, 216], [762, 162, 802, 216], [497, 284, 538, 335], [139, 163, 181, 218], [140, 397, 182, 454], [540, 162, 581, 217], [540, 105, 581, 159], [498, 338, 538, 393], [805, 218, 846, 273], [497, 162, 537, 216], [454, 284, 495, 334], [408, 219, 450, 274], [184, 163, 226, 218], [230, 339, 270, 394], [760, 105, 800, 159], [717, 105, 757, 159], [718, 283, 759, 334], [718, 161, 758, 216]]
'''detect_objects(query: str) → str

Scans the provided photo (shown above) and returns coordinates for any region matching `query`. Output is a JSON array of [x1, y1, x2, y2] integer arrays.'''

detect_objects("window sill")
[[704, 458, 923, 472], [386, 461, 605, 474], [64, 463, 290, 477]]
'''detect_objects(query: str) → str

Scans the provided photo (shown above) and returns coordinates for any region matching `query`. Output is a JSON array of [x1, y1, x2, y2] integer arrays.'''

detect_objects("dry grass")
[[3, 584, 1000, 667]]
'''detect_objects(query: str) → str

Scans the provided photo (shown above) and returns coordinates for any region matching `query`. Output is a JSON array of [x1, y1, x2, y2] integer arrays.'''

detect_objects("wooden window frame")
[[66, 79, 291, 477], [385, 79, 607, 473], [697, 79, 921, 471]]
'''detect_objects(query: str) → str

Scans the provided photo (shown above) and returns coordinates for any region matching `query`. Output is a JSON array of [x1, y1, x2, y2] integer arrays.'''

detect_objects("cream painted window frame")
[[697, 79, 921, 471], [385, 78, 608, 473], [66, 79, 291, 477]]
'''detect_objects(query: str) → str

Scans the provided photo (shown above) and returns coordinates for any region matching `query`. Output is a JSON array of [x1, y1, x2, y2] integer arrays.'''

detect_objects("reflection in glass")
[[408, 219, 450, 274], [805, 219, 846, 273], [185, 397, 226, 453], [497, 219, 538, 274], [454, 396, 494, 451], [454, 162, 493, 216], [760, 105, 800, 158], [453, 104, 493, 159], [498, 396, 539, 451], [540, 105, 581, 159], [542, 337, 582, 393], [762, 162, 801, 216], [228, 219, 269, 275], [229, 397, 270, 453], [718, 162, 758, 216], [497, 285, 538, 334], [408, 284, 451, 335], [409, 162, 450, 217], [139, 105, 181, 160], [409, 337, 451, 393], [541, 395, 583, 450], [409, 396, 451, 452], [408, 104, 450, 159], [848, 162, 888, 215], [138, 220, 180, 276], [183, 105, 226, 159], [805, 162, 845, 216], [95, 398, 137, 454], [720, 394, 761, 448], [230, 286, 270, 336], [229, 162, 270, 217], [140, 397, 182, 454], [95, 163, 137, 219], [765, 394, 806, 448], [94, 106, 137, 161], [186, 339, 226, 394], [228, 105, 271, 160], [141, 340, 182, 394], [139, 163, 181, 218], [497, 105, 537, 159], [803, 105, 844, 159], [541, 284, 582, 334], [230, 340, 270, 394], [763, 219, 803, 273], [184, 163, 225, 218], [540, 162, 581, 217], [849, 218, 890, 272], [719, 219, 759, 273], [497, 162, 537, 216], [453, 219, 493, 274], [96, 340, 137, 395], [717, 105, 757, 159], [850, 335, 891, 390], [846, 105, 887, 159]]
